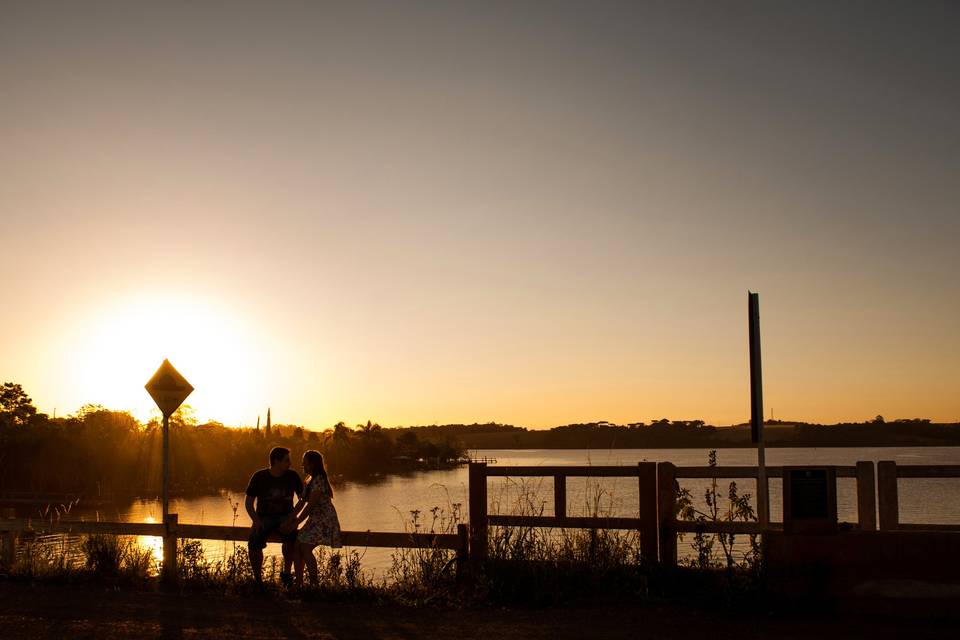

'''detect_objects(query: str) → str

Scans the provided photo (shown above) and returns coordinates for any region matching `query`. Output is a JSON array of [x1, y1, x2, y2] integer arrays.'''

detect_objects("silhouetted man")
[[245, 446, 303, 588]]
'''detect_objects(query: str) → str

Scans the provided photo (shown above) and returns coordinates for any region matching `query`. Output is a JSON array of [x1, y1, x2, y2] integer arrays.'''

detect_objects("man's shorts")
[[248, 513, 297, 550]]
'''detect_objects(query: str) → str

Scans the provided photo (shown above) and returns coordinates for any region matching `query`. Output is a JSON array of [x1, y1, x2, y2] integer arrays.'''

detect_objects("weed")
[[675, 450, 760, 571], [388, 496, 462, 604]]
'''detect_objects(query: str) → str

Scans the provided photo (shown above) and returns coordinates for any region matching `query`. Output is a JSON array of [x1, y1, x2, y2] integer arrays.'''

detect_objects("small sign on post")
[[782, 467, 838, 534], [145, 359, 194, 418], [145, 359, 192, 583]]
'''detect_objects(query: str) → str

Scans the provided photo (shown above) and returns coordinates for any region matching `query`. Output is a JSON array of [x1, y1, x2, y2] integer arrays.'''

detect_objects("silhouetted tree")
[[396, 431, 419, 457], [1, 382, 40, 427]]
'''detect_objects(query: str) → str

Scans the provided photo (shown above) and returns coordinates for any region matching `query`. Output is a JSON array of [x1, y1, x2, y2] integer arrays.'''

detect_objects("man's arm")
[[245, 496, 261, 529], [283, 473, 306, 529]]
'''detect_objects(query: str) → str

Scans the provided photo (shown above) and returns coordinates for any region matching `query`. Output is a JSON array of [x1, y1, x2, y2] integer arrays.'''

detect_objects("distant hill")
[[390, 418, 960, 449]]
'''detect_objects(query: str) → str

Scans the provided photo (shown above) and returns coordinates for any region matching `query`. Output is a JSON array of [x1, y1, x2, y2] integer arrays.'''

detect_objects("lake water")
[[19, 447, 960, 573]]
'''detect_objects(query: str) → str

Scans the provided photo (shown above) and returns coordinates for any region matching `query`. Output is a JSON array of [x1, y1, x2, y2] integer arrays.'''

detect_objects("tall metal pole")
[[748, 292, 769, 529], [162, 413, 170, 524]]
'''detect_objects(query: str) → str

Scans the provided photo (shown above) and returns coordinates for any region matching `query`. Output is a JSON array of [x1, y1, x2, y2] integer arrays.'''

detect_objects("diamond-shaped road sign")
[[145, 359, 194, 418]]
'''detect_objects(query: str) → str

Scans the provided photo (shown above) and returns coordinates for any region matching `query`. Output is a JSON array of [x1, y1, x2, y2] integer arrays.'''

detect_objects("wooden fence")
[[0, 515, 468, 581], [876, 461, 960, 532], [468, 462, 659, 564], [4, 459, 959, 577], [469, 459, 960, 567]]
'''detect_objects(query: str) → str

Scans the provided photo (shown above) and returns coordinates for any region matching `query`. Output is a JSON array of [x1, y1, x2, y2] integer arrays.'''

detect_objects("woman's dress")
[[297, 474, 342, 548]]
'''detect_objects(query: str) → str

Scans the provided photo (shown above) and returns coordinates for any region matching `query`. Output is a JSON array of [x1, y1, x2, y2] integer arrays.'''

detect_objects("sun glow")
[[63, 292, 273, 425]]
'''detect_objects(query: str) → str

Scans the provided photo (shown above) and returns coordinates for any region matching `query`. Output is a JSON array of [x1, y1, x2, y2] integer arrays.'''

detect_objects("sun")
[[65, 291, 273, 425]]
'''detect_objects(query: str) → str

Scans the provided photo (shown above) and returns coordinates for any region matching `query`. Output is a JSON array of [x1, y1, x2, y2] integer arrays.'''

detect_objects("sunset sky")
[[2, 1, 958, 428]]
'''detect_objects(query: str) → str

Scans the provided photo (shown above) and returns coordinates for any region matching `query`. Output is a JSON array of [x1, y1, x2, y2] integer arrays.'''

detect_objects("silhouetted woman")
[[293, 449, 342, 589]]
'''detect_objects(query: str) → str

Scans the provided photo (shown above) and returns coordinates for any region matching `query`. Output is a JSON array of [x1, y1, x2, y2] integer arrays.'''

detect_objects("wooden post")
[[877, 461, 899, 531], [1, 526, 14, 570], [455, 523, 468, 583], [468, 463, 488, 563], [162, 414, 170, 525], [657, 462, 677, 567], [163, 513, 178, 584], [638, 462, 658, 565], [855, 461, 877, 531], [554, 474, 566, 520]]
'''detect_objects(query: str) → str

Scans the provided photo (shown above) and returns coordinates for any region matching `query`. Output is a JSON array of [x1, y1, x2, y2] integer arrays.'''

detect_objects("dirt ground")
[[0, 582, 956, 640]]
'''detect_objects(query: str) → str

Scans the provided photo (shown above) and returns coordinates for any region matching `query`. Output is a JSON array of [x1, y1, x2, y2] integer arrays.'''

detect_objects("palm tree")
[[358, 420, 383, 440], [325, 421, 353, 450]]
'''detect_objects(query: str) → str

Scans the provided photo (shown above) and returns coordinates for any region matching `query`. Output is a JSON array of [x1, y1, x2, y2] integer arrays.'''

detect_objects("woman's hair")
[[303, 449, 332, 497]]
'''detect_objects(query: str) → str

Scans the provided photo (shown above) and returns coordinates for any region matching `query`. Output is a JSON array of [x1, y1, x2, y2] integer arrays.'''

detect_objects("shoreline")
[[4, 442, 959, 506]]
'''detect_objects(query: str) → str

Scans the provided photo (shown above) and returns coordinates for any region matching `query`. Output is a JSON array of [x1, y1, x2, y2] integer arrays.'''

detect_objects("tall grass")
[[388, 501, 463, 604], [477, 476, 648, 605], [173, 495, 256, 590], [81, 534, 154, 584], [10, 534, 77, 580], [175, 539, 253, 589], [175, 538, 371, 596], [12, 533, 152, 585]]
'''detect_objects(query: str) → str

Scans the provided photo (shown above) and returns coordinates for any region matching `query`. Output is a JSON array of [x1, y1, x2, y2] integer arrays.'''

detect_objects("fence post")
[[877, 461, 899, 531], [554, 474, 566, 521], [468, 463, 488, 564], [163, 513, 178, 584], [657, 462, 677, 567], [455, 523, 469, 583], [855, 461, 877, 531], [638, 462, 658, 565]]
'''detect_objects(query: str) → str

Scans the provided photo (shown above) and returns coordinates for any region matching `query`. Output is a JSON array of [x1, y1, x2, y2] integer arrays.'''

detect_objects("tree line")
[[3, 380, 958, 497], [0, 383, 464, 497], [407, 418, 960, 449]]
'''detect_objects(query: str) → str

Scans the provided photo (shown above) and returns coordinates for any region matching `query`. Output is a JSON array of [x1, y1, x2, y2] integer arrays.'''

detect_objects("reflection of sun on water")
[[139, 515, 164, 567]]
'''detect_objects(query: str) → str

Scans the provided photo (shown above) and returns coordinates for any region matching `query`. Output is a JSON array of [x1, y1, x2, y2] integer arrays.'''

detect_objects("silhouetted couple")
[[244, 446, 342, 590]]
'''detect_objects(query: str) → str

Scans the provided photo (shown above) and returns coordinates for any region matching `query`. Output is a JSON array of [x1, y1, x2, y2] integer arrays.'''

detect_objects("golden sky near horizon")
[[1, 2, 958, 428]]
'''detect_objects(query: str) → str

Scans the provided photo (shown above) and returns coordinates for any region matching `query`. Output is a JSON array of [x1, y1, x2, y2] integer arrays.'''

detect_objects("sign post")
[[748, 292, 769, 529], [145, 360, 193, 532]]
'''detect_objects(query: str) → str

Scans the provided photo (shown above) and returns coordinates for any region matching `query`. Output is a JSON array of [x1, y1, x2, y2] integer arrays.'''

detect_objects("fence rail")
[[673, 521, 765, 534], [673, 465, 858, 478], [877, 461, 960, 532], [483, 465, 644, 477], [487, 515, 645, 529]]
